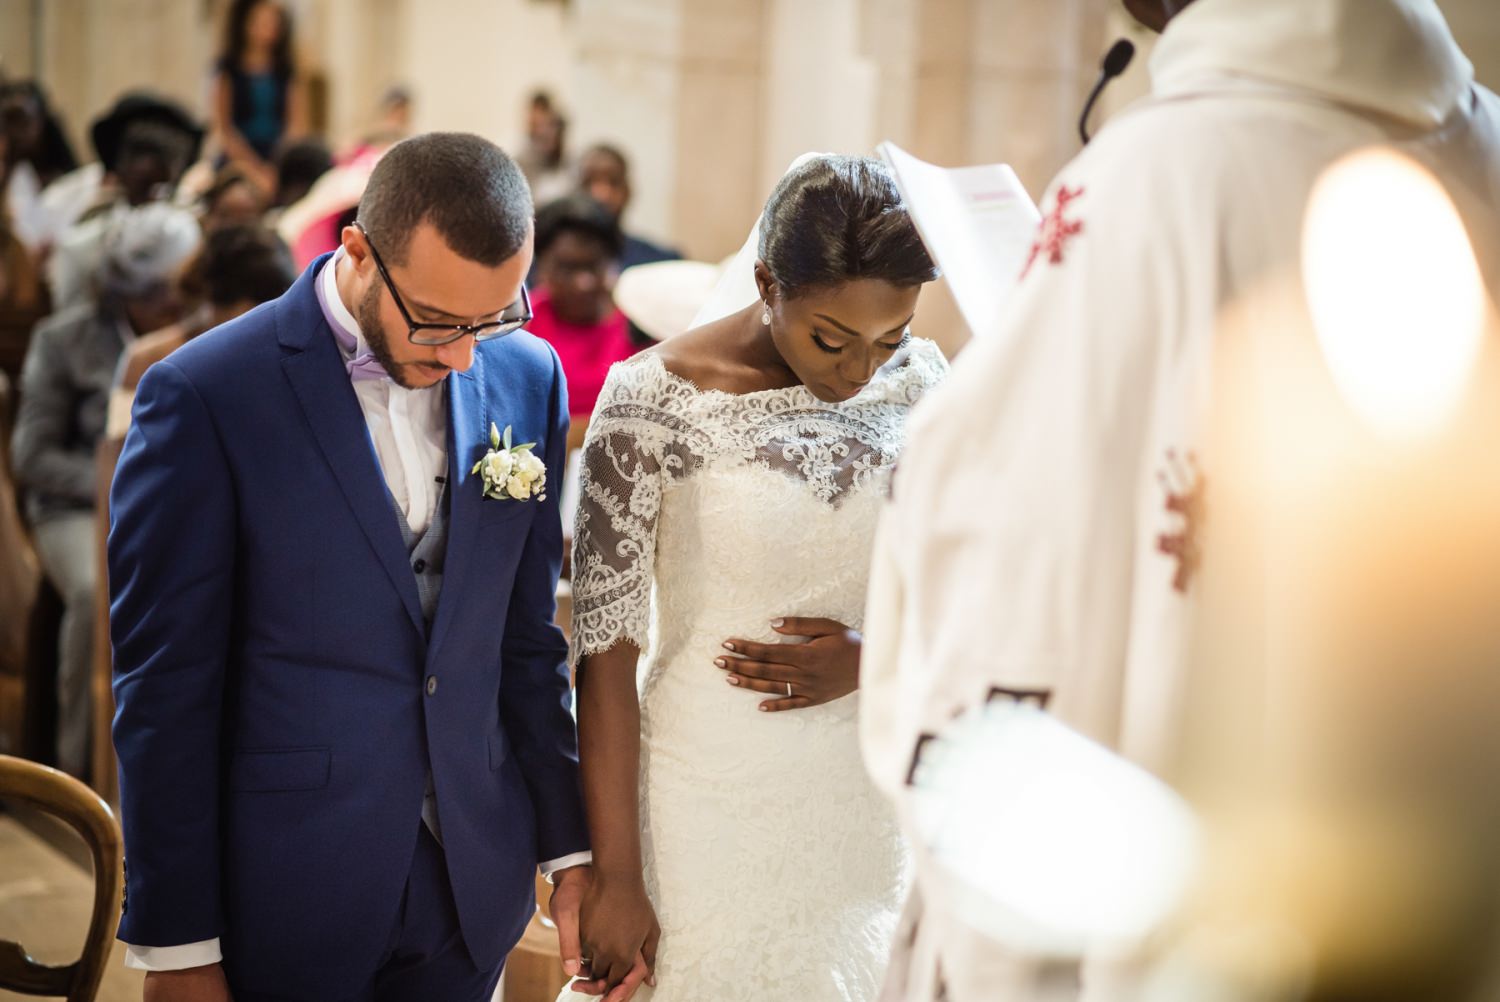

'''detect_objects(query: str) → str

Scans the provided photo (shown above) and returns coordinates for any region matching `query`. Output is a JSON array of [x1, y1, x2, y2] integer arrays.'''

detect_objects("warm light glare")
[[1302, 149, 1486, 440], [911, 704, 1199, 953]]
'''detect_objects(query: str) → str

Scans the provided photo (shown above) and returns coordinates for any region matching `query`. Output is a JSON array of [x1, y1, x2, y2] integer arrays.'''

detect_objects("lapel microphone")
[[1078, 39, 1137, 145]]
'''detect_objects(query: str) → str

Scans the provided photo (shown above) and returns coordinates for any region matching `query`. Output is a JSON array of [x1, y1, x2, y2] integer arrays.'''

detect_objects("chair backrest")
[[0, 755, 122, 1001]]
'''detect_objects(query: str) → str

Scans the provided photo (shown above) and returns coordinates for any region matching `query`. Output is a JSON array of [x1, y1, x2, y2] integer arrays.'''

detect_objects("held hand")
[[551, 865, 604, 993], [717, 617, 861, 712], [143, 965, 233, 1002], [578, 873, 660, 1000]]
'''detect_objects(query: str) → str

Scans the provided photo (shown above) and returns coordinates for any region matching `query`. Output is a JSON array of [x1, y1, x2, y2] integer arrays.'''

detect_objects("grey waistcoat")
[[387, 482, 449, 628], [388, 481, 450, 839]]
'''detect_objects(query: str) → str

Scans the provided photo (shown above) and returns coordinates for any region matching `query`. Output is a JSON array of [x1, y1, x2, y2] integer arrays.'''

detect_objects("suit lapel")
[[428, 353, 488, 658], [279, 264, 425, 637]]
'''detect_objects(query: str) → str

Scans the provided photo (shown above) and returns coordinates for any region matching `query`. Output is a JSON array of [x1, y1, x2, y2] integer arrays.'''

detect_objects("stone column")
[[0, 0, 39, 78], [966, 0, 1109, 197], [35, 0, 213, 158], [571, 0, 768, 260]]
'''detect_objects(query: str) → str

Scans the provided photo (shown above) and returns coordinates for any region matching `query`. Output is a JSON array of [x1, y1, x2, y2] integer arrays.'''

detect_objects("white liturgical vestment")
[[861, 1, 1500, 999]]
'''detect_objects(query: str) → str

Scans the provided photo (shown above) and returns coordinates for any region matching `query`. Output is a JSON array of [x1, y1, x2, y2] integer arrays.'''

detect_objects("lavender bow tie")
[[325, 306, 390, 383], [316, 256, 392, 383], [344, 349, 391, 383]]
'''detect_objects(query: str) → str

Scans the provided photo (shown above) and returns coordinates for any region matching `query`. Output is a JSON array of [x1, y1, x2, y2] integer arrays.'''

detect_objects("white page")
[[879, 142, 1041, 340]]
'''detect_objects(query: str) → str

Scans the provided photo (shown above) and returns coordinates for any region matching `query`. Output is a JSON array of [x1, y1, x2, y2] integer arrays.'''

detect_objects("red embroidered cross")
[[1156, 449, 1206, 595], [1021, 185, 1086, 279]]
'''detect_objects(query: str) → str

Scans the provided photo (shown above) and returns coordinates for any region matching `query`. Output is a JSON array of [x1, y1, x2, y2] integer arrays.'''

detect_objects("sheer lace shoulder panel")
[[570, 357, 708, 664]]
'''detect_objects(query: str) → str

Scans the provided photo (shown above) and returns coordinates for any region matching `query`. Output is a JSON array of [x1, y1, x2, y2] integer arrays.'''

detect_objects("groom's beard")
[[356, 281, 451, 389]]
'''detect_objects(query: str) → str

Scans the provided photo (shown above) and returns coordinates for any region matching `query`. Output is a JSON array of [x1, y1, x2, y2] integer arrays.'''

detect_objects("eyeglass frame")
[[352, 221, 532, 346]]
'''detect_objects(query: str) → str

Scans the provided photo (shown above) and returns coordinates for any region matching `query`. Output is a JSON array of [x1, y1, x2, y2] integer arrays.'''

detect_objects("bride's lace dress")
[[561, 340, 947, 1001]]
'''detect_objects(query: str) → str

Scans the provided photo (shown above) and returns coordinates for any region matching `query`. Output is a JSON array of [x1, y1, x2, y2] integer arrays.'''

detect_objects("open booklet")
[[878, 142, 1041, 340]]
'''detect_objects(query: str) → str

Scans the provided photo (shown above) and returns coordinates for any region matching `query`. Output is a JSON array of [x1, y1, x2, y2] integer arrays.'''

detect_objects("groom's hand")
[[143, 964, 232, 1002], [550, 864, 601, 992]]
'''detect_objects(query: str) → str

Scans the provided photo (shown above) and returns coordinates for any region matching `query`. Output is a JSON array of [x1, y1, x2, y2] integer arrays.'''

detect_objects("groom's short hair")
[[356, 132, 533, 267]]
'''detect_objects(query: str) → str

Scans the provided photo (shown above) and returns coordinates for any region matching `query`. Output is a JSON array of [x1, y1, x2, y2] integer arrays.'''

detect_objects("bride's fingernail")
[[564, 959, 579, 976], [770, 618, 785, 628], [722, 642, 736, 652], [727, 676, 740, 685], [759, 704, 770, 711], [714, 658, 727, 668]]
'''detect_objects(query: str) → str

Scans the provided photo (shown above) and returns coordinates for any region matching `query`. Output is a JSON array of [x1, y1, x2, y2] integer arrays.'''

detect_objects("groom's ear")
[[340, 224, 373, 273]]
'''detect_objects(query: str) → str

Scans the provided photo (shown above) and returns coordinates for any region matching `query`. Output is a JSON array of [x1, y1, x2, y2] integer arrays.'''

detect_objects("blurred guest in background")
[[517, 91, 574, 205], [109, 223, 294, 435], [578, 143, 681, 271], [11, 202, 200, 777], [86, 92, 205, 218], [528, 195, 635, 419], [269, 136, 332, 212], [48, 93, 203, 310], [1, 79, 80, 254], [0, 195, 47, 386], [345, 84, 414, 161], [213, 0, 304, 194], [199, 165, 267, 233]]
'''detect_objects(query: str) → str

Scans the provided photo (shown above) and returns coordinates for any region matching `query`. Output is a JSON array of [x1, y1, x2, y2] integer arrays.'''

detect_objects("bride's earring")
[[761, 303, 772, 326]]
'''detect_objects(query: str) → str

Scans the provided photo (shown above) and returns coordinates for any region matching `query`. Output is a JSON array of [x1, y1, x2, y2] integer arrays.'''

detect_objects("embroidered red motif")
[[1156, 449, 1206, 595], [1021, 185, 1086, 279]]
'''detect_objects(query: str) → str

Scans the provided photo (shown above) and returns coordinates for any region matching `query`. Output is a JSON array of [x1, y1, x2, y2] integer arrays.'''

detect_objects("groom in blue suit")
[[109, 134, 618, 1001]]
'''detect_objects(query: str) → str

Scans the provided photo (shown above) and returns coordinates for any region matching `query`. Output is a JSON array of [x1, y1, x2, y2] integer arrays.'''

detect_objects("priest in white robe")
[[861, 1, 1500, 999]]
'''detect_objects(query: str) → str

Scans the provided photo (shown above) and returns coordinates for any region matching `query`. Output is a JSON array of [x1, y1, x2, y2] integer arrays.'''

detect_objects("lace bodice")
[[571, 338, 948, 666]]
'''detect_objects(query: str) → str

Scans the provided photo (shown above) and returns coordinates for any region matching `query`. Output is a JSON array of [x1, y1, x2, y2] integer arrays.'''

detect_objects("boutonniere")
[[471, 423, 547, 501]]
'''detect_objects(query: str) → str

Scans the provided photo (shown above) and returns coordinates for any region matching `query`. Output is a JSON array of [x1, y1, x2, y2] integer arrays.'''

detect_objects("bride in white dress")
[[562, 155, 946, 1002]]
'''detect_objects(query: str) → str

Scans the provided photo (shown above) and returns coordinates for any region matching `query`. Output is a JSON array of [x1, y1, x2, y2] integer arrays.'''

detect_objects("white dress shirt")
[[126, 251, 589, 972]]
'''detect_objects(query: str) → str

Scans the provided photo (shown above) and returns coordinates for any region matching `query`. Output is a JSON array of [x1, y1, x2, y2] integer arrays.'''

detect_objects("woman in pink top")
[[528, 195, 639, 419]]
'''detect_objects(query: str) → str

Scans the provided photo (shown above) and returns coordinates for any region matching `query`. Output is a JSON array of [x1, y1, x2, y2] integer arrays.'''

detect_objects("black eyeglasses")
[[353, 221, 532, 346]]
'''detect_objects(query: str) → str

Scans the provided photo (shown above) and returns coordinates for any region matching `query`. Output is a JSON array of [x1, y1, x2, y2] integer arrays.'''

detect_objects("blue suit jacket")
[[108, 255, 587, 995]]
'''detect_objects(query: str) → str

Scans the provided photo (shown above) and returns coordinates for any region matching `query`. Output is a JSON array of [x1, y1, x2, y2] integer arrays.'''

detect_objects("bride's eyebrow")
[[814, 313, 916, 338]]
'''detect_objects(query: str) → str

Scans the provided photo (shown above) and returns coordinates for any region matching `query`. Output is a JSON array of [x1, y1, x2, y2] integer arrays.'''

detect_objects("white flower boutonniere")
[[471, 423, 547, 501]]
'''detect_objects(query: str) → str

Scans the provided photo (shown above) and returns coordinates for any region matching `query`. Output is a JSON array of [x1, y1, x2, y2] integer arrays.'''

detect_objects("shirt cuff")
[[123, 939, 223, 971], [540, 851, 593, 882]]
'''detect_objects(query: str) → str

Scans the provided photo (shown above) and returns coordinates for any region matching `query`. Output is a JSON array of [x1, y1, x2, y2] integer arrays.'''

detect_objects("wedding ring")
[[785, 682, 793, 697]]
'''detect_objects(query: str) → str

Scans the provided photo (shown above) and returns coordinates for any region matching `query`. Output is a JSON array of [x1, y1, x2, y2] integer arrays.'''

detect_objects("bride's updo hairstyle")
[[757, 155, 937, 297]]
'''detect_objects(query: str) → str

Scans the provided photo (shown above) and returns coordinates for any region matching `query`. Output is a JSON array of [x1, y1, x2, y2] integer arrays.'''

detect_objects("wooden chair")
[[0, 755, 123, 1001]]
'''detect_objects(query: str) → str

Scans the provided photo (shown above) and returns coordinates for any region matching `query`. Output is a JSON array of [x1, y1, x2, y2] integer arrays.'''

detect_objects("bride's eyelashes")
[[811, 331, 844, 354], [811, 329, 909, 355]]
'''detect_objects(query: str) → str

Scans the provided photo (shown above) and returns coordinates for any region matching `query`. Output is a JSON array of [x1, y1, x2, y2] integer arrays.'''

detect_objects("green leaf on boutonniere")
[[489, 422, 501, 450], [515, 442, 536, 452], [503, 425, 513, 451], [470, 459, 483, 475]]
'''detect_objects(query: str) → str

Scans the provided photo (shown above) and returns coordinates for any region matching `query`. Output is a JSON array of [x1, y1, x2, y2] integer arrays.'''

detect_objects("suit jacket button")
[[426, 675, 438, 696], [413, 558, 427, 574]]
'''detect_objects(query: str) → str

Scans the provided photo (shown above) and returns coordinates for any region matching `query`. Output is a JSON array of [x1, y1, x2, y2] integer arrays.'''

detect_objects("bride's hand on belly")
[[715, 618, 861, 712]]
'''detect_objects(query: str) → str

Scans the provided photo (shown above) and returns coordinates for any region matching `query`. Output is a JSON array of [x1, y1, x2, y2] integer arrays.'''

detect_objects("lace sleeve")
[[569, 359, 699, 664]]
